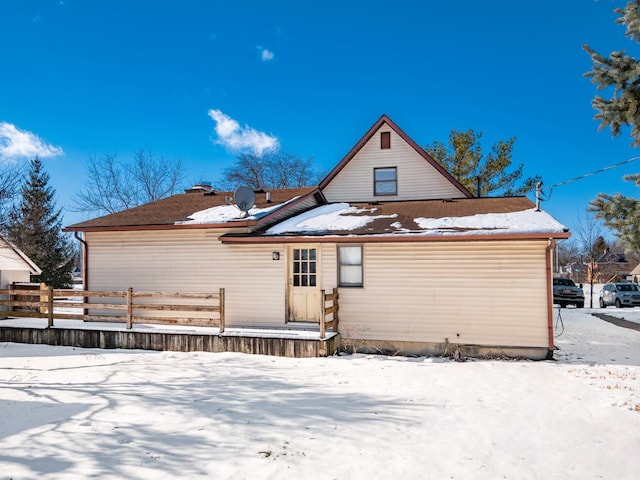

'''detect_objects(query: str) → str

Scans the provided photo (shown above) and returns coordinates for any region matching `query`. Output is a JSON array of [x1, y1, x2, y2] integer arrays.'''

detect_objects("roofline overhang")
[[318, 114, 474, 199], [219, 231, 571, 244], [63, 221, 257, 233]]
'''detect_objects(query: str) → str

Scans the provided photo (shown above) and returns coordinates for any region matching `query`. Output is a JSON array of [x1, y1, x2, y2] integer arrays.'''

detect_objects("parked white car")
[[599, 282, 640, 308]]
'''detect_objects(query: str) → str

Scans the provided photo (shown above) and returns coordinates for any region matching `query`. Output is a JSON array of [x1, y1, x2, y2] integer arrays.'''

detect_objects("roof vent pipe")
[[266, 191, 271, 203], [535, 181, 543, 211], [476, 176, 481, 198]]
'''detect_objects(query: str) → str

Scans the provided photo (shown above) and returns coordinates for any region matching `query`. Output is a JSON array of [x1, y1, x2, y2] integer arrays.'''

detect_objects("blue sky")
[[1, 0, 639, 234]]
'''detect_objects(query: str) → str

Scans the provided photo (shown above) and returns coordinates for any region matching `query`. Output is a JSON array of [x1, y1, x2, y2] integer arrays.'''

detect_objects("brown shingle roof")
[[64, 187, 317, 231], [220, 196, 571, 244], [340, 197, 536, 235]]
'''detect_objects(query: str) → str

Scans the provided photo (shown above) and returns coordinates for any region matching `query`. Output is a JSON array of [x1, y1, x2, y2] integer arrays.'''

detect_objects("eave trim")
[[219, 231, 571, 244]]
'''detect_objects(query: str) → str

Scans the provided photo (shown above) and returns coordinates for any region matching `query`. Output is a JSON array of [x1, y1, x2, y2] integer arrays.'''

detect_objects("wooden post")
[[39, 282, 47, 314], [219, 288, 225, 334], [320, 289, 326, 338], [47, 286, 54, 327], [126, 287, 133, 329], [333, 287, 339, 333]]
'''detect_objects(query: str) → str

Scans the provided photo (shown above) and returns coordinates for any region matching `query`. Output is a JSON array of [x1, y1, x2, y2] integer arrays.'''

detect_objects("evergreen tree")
[[585, 1, 640, 253], [589, 174, 640, 252], [6, 157, 74, 287], [584, 1, 640, 145], [593, 235, 610, 257], [425, 129, 541, 196]]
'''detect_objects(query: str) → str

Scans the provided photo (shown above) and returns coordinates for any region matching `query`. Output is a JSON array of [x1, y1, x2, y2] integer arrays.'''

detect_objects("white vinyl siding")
[[334, 240, 549, 348], [86, 230, 287, 328], [0, 270, 31, 291], [323, 125, 465, 202], [85, 231, 550, 348]]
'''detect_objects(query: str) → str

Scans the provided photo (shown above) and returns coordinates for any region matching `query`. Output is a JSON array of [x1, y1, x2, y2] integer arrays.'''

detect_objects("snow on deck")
[[0, 316, 337, 340]]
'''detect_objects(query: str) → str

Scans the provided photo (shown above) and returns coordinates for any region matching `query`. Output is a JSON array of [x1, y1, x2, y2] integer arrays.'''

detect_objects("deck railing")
[[320, 287, 339, 338], [0, 285, 225, 332]]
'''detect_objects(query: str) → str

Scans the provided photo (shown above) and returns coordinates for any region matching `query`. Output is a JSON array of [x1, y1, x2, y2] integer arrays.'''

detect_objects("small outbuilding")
[[0, 234, 41, 288], [0, 234, 41, 317], [65, 114, 570, 359]]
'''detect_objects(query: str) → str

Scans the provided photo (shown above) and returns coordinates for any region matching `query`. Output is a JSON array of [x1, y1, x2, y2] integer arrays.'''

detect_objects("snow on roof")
[[412, 208, 567, 236], [177, 197, 298, 225], [266, 203, 397, 234], [265, 203, 566, 237]]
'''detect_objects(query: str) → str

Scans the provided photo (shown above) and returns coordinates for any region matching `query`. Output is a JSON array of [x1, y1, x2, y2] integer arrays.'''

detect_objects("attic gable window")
[[380, 131, 391, 149], [374, 167, 397, 196]]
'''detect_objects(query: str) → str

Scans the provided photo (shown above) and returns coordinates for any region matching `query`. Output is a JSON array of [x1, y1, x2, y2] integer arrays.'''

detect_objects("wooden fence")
[[0, 285, 225, 332], [320, 287, 339, 338]]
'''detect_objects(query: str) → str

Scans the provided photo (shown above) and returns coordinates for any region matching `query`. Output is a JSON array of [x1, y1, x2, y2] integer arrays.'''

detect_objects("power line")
[[548, 156, 640, 189]]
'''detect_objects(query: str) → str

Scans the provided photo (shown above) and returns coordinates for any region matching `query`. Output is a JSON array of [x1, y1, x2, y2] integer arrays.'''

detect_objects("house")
[[64, 114, 569, 359], [0, 234, 41, 317], [0, 234, 41, 288], [628, 263, 640, 283], [588, 248, 633, 283]]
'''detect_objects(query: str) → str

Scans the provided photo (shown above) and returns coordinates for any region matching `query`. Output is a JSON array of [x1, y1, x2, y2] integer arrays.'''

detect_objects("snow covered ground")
[[1, 308, 640, 479]]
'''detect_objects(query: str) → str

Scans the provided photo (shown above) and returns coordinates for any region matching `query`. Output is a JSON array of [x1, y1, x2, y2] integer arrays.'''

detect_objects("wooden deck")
[[0, 322, 340, 358], [0, 285, 340, 357]]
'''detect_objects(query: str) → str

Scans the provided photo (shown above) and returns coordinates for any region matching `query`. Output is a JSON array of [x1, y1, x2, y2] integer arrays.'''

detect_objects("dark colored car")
[[599, 282, 640, 308], [553, 277, 584, 308]]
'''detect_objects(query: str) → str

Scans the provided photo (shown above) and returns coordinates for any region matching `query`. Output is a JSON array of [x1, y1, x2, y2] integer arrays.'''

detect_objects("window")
[[338, 245, 363, 287], [292, 248, 317, 287], [374, 167, 397, 196], [380, 131, 391, 149]]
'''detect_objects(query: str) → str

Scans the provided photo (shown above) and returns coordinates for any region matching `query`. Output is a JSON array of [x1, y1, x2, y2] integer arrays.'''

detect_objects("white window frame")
[[338, 245, 363, 288]]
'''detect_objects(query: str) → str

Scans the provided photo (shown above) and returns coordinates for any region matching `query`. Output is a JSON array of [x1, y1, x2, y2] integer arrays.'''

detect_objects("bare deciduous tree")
[[572, 213, 607, 307], [0, 162, 24, 230], [222, 151, 320, 190], [73, 149, 185, 215], [555, 238, 579, 274]]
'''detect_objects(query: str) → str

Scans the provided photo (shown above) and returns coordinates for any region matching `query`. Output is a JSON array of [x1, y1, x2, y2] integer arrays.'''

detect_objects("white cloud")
[[207, 109, 279, 156], [0, 122, 63, 163], [261, 49, 275, 61]]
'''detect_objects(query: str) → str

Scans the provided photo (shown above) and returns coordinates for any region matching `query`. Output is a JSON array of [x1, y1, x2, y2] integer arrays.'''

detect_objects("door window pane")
[[292, 248, 317, 289]]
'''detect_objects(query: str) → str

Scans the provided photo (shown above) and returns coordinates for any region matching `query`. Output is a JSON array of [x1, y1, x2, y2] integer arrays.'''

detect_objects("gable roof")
[[318, 114, 474, 198], [64, 187, 318, 232], [0, 234, 41, 274], [65, 115, 566, 242], [595, 250, 628, 264]]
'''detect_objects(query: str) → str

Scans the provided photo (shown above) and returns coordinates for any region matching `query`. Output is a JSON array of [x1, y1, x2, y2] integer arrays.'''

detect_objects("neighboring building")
[[588, 248, 633, 283], [64, 115, 569, 359], [0, 234, 41, 288], [0, 234, 41, 317], [626, 263, 640, 283]]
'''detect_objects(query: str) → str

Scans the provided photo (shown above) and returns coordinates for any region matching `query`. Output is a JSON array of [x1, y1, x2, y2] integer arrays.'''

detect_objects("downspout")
[[73, 231, 88, 290], [546, 239, 556, 357]]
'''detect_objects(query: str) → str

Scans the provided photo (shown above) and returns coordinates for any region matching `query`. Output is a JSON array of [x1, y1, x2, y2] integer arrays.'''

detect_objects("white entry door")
[[287, 246, 320, 322]]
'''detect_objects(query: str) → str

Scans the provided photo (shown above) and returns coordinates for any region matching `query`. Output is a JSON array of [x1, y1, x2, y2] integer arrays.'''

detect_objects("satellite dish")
[[234, 186, 256, 216]]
